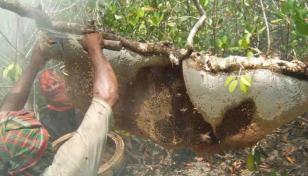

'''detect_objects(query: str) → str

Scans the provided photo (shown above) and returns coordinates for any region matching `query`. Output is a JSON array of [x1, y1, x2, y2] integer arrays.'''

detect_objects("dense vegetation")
[[0, 0, 307, 174]]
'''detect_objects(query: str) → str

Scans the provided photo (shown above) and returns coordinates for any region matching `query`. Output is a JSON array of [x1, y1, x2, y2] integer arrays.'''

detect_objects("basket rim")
[[51, 131, 125, 174], [98, 131, 125, 174]]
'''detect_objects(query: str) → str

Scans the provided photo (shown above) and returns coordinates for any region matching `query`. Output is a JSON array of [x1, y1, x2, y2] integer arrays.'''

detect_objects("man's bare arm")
[[81, 33, 119, 107], [0, 45, 47, 111]]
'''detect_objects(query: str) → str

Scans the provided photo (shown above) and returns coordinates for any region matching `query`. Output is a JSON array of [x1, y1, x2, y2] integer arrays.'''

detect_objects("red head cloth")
[[39, 69, 74, 111]]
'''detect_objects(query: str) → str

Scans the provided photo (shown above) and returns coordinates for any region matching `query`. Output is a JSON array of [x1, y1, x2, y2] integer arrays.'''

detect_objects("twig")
[[212, 0, 217, 55], [260, 0, 271, 56], [0, 91, 5, 97], [25, 29, 38, 48], [0, 52, 11, 63], [286, 23, 290, 60], [182, 0, 207, 59], [0, 29, 25, 58], [187, 0, 191, 27], [15, 16, 19, 63], [26, 36, 39, 58]]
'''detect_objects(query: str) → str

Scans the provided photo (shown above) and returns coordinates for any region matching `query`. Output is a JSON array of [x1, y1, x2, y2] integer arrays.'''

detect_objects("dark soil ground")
[[120, 115, 308, 176]]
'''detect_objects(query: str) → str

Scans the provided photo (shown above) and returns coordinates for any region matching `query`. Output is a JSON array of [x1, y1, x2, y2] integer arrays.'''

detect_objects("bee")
[[274, 101, 282, 109], [200, 131, 212, 144], [86, 9, 92, 13], [46, 39, 56, 45]]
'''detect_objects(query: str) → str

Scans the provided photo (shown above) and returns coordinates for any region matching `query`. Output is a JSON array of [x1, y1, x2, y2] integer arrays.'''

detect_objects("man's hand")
[[81, 33, 104, 53], [31, 44, 47, 71], [80, 33, 119, 107]]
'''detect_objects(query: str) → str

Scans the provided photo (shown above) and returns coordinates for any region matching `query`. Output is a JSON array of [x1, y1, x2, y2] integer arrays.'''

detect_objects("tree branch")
[[51, 21, 188, 65], [192, 0, 205, 15], [0, 0, 206, 65], [260, 0, 271, 56], [181, 0, 207, 59], [190, 53, 308, 77], [0, 0, 52, 29]]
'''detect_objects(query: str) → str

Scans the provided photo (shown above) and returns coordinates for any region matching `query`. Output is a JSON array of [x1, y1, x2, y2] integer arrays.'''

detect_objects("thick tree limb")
[[0, 1, 208, 64], [0, 0, 52, 28], [52, 21, 185, 65], [190, 53, 308, 78]]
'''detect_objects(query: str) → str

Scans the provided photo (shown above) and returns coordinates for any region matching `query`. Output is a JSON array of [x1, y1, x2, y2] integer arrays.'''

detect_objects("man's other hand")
[[81, 33, 104, 52], [31, 44, 47, 71]]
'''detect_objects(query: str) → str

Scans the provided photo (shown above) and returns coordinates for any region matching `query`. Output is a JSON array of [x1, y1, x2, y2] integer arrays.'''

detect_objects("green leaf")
[[245, 23, 253, 33], [260, 147, 269, 158], [242, 39, 249, 48], [238, 40, 243, 47], [271, 19, 283, 23], [203, 0, 208, 7], [247, 51, 253, 57], [137, 8, 144, 18], [251, 47, 262, 53], [257, 27, 266, 34], [229, 80, 238, 93], [224, 76, 234, 87], [3, 63, 15, 78], [246, 153, 255, 171], [295, 19, 308, 36], [287, 0, 297, 15], [281, 4, 288, 15], [139, 23, 146, 31], [3, 67, 9, 78], [254, 150, 261, 165], [229, 47, 245, 52], [241, 75, 252, 86], [221, 36, 228, 44], [114, 15, 123, 20], [216, 38, 222, 48], [14, 64, 22, 81], [179, 17, 189, 23], [270, 169, 277, 176], [275, 9, 285, 19], [167, 23, 176, 27], [7, 63, 15, 70], [217, 19, 223, 25], [240, 80, 249, 94]]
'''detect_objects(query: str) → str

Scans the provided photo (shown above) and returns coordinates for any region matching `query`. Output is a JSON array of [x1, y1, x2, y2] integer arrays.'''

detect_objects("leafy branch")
[[224, 63, 252, 94]]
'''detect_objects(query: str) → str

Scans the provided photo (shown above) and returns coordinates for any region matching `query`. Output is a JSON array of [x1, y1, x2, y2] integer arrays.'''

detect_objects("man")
[[39, 68, 83, 142], [0, 33, 118, 176]]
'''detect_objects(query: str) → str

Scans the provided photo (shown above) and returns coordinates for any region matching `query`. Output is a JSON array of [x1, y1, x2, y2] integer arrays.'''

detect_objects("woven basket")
[[52, 131, 126, 176]]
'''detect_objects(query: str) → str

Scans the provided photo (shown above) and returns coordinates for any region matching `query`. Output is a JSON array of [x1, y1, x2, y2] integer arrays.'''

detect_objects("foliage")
[[3, 63, 22, 81], [97, 0, 308, 60], [246, 146, 288, 175], [224, 74, 252, 94]]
